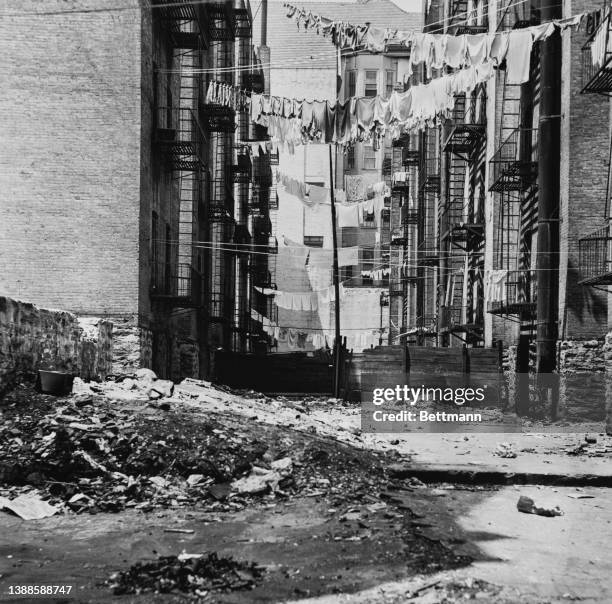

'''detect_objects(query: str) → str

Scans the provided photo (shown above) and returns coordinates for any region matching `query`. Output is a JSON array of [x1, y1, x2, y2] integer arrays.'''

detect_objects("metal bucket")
[[38, 370, 74, 395]]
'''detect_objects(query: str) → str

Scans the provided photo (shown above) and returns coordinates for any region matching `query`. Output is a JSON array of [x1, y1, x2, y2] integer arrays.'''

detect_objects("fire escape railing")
[[581, 12, 612, 94], [151, 262, 204, 308], [578, 224, 612, 286], [487, 269, 537, 317], [155, 106, 206, 171], [489, 128, 538, 192]]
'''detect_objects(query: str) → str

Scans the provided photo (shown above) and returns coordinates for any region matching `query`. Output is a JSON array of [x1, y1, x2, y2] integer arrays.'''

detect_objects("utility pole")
[[261, 0, 267, 46], [329, 145, 342, 398], [535, 0, 562, 377]]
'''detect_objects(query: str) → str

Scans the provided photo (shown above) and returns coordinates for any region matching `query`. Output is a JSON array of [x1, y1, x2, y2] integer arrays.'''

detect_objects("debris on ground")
[[402, 577, 551, 603], [494, 443, 518, 458], [108, 552, 263, 596], [0, 384, 394, 516], [517, 495, 563, 517], [0, 491, 59, 520]]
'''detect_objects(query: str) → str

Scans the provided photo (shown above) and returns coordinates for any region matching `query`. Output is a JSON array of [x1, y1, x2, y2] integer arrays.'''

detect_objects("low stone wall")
[[0, 296, 112, 394], [556, 335, 612, 424]]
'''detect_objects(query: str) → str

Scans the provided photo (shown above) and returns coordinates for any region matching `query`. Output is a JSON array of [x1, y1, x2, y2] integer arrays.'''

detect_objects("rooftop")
[[258, 0, 423, 70]]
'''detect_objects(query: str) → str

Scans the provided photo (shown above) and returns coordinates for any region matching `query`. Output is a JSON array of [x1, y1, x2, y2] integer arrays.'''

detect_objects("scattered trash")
[[567, 494, 595, 499], [0, 492, 59, 520], [163, 528, 195, 534], [566, 443, 589, 456], [517, 495, 563, 517], [231, 468, 282, 495], [108, 552, 263, 596], [495, 443, 517, 458]]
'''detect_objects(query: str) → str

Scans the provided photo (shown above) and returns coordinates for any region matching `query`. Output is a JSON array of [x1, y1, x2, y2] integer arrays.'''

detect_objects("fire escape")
[[234, 31, 277, 353], [388, 137, 419, 343], [151, 2, 208, 311], [487, 6, 540, 332], [200, 2, 237, 348], [414, 125, 441, 343], [439, 87, 486, 346], [230, 5, 254, 352], [578, 11, 612, 290]]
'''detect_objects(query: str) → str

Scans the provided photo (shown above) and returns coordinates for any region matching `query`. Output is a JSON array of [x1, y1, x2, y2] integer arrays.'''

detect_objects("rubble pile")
[[0, 376, 391, 516], [108, 552, 263, 597], [0, 379, 270, 513]]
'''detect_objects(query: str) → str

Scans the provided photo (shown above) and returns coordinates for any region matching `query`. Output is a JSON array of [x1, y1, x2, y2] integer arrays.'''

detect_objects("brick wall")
[[0, 0, 143, 315], [559, 0, 609, 339]]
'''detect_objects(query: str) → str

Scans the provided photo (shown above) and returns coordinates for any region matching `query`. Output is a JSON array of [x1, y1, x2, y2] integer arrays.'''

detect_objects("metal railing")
[[151, 262, 203, 307], [581, 12, 612, 94], [439, 305, 466, 331], [579, 224, 612, 284], [487, 269, 537, 315], [155, 107, 206, 170], [489, 128, 538, 192], [153, 0, 208, 49], [441, 196, 485, 233]]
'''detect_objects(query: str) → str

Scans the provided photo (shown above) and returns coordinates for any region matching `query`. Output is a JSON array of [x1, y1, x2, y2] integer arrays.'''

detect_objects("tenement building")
[[0, 0, 274, 379], [263, 0, 422, 352], [409, 0, 612, 377]]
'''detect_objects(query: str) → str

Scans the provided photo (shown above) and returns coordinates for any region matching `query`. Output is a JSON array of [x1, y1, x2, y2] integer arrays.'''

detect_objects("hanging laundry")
[[337, 247, 360, 267], [505, 29, 534, 85], [484, 270, 508, 303], [336, 204, 360, 228]]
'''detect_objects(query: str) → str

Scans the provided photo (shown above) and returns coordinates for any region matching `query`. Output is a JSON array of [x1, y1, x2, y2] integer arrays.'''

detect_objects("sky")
[[389, 0, 423, 12], [264, 0, 422, 13]]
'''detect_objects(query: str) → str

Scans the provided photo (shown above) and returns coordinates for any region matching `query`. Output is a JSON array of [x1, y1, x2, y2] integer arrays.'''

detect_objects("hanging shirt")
[[445, 35, 467, 69], [489, 32, 509, 66], [466, 34, 489, 66]]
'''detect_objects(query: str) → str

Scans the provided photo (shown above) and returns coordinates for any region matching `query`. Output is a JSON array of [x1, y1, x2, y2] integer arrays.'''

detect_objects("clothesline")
[[252, 306, 385, 351], [205, 62, 496, 148], [276, 172, 389, 227], [276, 170, 389, 206], [251, 63, 495, 147], [283, 2, 588, 71], [255, 283, 346, 311], [280, 235, 360, 268]]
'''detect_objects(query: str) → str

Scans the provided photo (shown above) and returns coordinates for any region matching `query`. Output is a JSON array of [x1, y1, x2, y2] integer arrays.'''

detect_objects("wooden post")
[[329, 144, 341, 398]]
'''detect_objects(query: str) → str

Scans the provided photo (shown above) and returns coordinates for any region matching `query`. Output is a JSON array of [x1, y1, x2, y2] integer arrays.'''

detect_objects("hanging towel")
[[506, 30, 533, 85], [338, 246, 360, 267], [336, 203, 360, 228]]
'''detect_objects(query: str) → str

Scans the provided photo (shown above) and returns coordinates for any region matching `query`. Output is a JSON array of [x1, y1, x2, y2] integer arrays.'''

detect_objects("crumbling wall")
[[0, 296, 112, 394], [78, 317, 113, 381], [556, 335, 612, 423]]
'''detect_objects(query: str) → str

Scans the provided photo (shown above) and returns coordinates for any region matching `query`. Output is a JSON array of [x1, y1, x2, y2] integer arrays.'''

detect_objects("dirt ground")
[[1, 381, 611, 603]]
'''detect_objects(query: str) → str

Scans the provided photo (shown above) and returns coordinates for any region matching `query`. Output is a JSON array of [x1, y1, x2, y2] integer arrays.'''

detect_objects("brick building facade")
[[411, 0, 611, 373], [0, 0, 274, 378]]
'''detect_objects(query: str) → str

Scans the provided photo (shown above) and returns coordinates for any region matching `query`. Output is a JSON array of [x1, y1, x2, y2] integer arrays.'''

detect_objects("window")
[[304, 235, 324, 248], [364, 70, 378, 97], [166, 88, 173, 129], [386, 69, 396, 97], [164, 224, 172, 293], [361, 206, 375, 225], [363, 144, 377, 170], [341, 265, 353, 283], [361, 249, 374, 283], [152, 211, 159, 287], [346, 146, 355, 170], [348, 70, 356, 97]]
